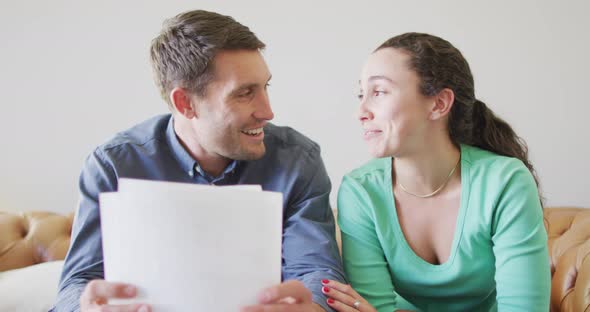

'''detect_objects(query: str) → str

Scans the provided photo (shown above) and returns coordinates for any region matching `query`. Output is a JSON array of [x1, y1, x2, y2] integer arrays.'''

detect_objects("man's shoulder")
[[264, 123, 320, 157], [98, 114, 171, 153]]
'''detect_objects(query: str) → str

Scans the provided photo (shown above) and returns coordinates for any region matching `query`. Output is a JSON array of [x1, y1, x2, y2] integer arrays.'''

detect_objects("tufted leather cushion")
[[0, 211, 73, 272], [544, 207, 590, 312]]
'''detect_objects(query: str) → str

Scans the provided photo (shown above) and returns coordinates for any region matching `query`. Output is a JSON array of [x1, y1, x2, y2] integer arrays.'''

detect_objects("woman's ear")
[[170, 87, 198, 119], [429, 88, 455, 120]]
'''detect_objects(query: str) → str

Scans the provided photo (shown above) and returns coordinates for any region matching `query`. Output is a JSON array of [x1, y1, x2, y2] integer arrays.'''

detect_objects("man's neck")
[[173, 117, 231, 178], [194, 154, 231, 178]]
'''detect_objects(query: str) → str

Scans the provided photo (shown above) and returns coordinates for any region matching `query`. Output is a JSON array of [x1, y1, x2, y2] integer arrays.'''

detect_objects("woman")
[[322, 33, 550, 311]]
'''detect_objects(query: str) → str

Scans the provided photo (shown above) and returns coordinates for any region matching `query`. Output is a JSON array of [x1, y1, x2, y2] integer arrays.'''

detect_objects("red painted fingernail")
[[322, 286, 330, 293], [321, 279, 329, 284], [327, 298, 335, 304]]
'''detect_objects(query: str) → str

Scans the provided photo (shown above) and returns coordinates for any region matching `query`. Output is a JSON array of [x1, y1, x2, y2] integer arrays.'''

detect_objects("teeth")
[[242, 128, 263, 135]]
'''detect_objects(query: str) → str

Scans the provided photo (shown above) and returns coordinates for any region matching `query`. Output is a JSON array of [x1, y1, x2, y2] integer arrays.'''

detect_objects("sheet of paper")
[[99, 179, 282, 311], [118, 178, 263, 193]]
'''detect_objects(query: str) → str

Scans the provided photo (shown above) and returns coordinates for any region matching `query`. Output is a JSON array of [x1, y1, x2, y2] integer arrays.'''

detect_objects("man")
[[52, 9, 345, 312]]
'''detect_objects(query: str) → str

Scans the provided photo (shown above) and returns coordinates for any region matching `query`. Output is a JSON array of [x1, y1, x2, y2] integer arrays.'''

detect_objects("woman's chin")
[[367, 145, 397, 159], [366, 139, 398, 158], [368, 148, 387, 159]]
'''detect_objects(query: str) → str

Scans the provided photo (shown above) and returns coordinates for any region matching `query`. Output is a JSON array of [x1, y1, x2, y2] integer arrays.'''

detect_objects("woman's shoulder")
[[338, 158, 392, 205], [462, 144, 527, 173], [344, 157, 390, 185], [338, 158, 391, 221], [461, 144, 535, 193]]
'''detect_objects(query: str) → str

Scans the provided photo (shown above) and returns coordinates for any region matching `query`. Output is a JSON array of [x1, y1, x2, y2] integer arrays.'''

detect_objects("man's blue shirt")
[[53, 114, 345, 311]]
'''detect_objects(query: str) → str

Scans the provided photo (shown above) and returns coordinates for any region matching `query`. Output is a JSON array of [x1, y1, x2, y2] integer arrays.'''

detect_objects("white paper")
[[118, 178, 263, 193], [99, 179, 282, 312]]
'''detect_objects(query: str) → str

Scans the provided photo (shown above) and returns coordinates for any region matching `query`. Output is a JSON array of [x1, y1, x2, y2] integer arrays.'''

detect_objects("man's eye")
[[374, 90, 385, 96], [239, 89, 253, 97], [265, 83, 271, 89]]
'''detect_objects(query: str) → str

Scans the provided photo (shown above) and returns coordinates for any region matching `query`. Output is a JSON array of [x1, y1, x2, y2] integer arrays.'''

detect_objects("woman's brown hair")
[[377, 33, 543, 205]]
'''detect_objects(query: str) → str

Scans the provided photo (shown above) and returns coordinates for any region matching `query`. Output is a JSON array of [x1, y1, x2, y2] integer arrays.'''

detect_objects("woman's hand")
[[321, 279, 377, 312]]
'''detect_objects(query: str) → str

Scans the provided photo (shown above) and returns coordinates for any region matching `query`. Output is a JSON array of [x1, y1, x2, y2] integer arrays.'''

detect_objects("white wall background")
[[1, 0, 588, 214]]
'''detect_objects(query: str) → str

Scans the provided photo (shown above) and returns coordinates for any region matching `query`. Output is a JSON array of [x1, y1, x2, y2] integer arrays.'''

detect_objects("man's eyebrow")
[[233, 83, 257, 92], [231, 74, 273, 95]]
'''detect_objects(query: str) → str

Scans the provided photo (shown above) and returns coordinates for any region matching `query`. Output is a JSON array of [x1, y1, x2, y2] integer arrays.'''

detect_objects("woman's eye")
[[374, 90, 385, 97]]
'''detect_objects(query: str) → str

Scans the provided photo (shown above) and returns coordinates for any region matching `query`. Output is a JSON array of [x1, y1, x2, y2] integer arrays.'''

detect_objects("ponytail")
[[466, 100, 544, 206]]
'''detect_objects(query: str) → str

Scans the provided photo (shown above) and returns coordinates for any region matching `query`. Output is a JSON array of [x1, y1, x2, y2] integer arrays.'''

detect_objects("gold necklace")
[[396, 157, 461, 198]]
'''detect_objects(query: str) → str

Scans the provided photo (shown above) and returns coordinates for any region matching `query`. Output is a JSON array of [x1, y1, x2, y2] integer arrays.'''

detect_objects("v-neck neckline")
[[385, 144, 472, 270]]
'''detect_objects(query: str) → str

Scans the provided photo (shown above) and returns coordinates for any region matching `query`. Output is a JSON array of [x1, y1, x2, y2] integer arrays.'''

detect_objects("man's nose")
[[254, 91, 274, 121]]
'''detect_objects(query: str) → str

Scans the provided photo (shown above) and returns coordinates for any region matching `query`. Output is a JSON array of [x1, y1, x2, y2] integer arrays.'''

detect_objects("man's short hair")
[[150, 10, 266, 106]]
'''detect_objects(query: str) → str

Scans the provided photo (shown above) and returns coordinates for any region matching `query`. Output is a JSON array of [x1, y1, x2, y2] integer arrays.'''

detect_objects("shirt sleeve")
[[491, 160, 551, 311], [338, 175, 418, 312], [281, 145, 347, 312], [52, 148, 116, 312]]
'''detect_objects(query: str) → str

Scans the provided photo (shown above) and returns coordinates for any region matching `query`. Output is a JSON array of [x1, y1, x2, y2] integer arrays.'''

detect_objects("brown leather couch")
[[544, 208, 590, 311], [0, 211, 73, 272], [1, 207, 589, 311]]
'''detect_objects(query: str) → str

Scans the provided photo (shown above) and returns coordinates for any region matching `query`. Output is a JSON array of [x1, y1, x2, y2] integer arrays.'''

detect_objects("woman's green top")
[[337, 145, 550, 311]]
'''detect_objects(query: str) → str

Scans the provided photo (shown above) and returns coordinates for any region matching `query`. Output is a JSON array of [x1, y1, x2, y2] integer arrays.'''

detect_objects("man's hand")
[[241, 280, 325, 312], [80, 279, 151, 312]]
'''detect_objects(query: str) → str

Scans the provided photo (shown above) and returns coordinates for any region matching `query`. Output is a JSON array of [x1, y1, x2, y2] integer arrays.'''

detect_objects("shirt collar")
[[165, 115, 240, 182], [196, 159, 239, 183]]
